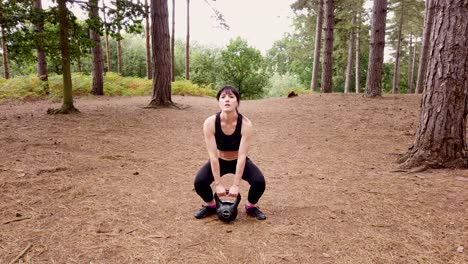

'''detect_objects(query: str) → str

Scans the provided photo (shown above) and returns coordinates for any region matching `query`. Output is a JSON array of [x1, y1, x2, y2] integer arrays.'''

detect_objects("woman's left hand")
[[228, 185, 240, 197]]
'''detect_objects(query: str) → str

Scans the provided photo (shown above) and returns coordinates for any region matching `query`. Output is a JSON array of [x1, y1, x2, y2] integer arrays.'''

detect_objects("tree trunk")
[[90, 0, 104, 95], [320, 0, 335, 93], [415, 0, 435, 94], [148, 0, 174, 107], [117, 38, 123, 76], [355, 13, 361, 94], [50, 0, 78, 114], [409, 37, 417, 93], [34, 0, 49, 94], [392, 10, 403, 95], [1, 25, 9, 79], [365, 0, 388, 97], [344, 15, 356, 94], [407, 33, 413, 93], [171, 0, 175, 81], [102, 0, 111, 73], [185, 0, 190, 80], [399, 0, 468, 169], [145, 0, 152, 79], [310, 0, 324, 91]]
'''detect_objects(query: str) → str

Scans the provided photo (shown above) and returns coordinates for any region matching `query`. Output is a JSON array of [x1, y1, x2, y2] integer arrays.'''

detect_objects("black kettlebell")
[[214, 192, 241, 223]]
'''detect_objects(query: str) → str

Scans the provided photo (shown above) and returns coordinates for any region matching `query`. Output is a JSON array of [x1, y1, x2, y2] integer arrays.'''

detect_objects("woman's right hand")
[[215, 184, 227, 196]]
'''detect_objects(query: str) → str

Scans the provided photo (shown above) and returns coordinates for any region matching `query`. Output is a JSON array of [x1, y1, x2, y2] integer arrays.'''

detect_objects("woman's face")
[[218, 91, 238, 112]]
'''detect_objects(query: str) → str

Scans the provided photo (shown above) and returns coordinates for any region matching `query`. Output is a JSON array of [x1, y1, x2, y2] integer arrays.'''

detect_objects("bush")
[[264, 72, 310, 97]]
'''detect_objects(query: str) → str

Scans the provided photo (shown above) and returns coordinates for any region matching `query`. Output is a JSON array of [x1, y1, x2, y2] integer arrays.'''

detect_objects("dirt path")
[[0, 94, 466, 263]]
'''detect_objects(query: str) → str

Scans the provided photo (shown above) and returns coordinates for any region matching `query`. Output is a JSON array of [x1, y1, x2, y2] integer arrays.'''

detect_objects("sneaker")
[[194, 205, 216, 219], [246, 206, 266, 220]]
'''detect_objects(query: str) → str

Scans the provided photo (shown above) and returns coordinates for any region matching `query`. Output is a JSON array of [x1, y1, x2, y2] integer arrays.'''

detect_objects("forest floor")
[[0, 94, 467, 264]]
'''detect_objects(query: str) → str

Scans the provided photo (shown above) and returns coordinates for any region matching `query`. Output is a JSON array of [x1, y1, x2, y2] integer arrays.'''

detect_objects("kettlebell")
[[214, 192, 241, 223]]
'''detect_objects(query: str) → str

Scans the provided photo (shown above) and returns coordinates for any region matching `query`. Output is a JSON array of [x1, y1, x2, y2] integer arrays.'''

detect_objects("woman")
[[194, 86, 266, 220]]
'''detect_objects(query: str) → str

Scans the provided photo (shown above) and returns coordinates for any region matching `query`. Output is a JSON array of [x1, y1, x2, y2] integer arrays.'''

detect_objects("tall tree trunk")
[[148, 0, 173, 107], [399, 0, 468, 169], [185, 0, 190, 80], [34, 0, 49, 94], [355, 13, 361, 94], [145, 0, 152, 79], [171, 0, 175, 81], [102, 0, 111, 73], [344, 15, 356, 94], [320, 0, 335, 93], [90, 0, 104, 95], [1, 25, 9, 79], [407, 33, 413, 93], [365, 0, 388, 97], [310, 0, 324, 91], [51, 0, 78, 114], [117, 38, 123, 76], [392, 9, 403, 95], [409, 37, 417, 93], [415, 0, 435, 94]]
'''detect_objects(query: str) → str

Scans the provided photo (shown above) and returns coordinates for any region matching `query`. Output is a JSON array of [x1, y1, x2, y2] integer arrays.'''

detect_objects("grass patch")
[[0, 73, 216, 101]]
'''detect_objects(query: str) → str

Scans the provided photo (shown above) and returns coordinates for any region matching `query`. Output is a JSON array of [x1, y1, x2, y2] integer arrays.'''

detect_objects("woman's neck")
[[220, 110, 238, 122]]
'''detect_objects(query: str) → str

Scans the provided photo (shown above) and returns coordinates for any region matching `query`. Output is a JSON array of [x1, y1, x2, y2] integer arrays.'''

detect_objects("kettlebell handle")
[[214, 192, 241, 207]]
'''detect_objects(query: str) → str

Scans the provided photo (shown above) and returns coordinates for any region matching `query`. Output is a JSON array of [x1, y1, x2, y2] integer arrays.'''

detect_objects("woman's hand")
[[215, 184, 227, 196], [228, 185, 240, 197]]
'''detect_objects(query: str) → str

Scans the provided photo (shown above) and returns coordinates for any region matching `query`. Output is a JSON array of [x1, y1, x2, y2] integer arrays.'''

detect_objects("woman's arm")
[[229, 117, 253, 197], [203, 116, 226, 196]]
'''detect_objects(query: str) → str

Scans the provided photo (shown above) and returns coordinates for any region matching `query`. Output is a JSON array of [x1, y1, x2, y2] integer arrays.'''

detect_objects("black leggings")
[[194, 158, 266, 204]]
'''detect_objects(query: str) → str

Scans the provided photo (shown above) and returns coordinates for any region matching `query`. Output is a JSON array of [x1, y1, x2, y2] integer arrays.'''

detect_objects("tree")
[[48, 0, 79, 114], [220, 37, 268, 99], [399, 0, 468, 169], [171, 0, 175, 81], [365, 0, 388, 97], [320, 0, 335, 93], [344, 15, 356, 94], [33, 0, 48, 93], [391, 2, 404, 94], [310, 0, 324, 91], [185, 0, 190, 80], [355, 12, 361, 93], [0, 25, 9, 79], [102, 0, 112, 73], [148, 0, 174, 107], [415, 0, 434, 94], [89, 0, 104, 95], [145, 0, 152, 79]]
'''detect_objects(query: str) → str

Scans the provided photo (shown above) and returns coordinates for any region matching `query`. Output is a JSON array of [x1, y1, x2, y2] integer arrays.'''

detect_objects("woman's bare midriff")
[[218, 150, 239, 161]]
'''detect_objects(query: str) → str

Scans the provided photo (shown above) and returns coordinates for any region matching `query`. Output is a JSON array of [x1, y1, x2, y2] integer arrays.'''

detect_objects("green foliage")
[[171, 80, 217, 97], [219, 37, 269, 99], [190, 44, 222, 87], [0, 73, 219, 101], [264, 72, 306, 97]]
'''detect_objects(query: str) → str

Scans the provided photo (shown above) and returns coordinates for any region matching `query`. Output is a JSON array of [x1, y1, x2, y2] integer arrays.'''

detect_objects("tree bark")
[[1, 25, 9, 79], [365, 0, 388, 97], [320, 0, 335, 93], [355, 12, 361, 94], [185, 0, 190, 80], [51, 0, 78, 114], [310, 0, 324, 91], [145, 0, 152, 79], [34, 0, 49, 94], [117, 38, 123, 76], [344, 15, 356, 94], [407, 33, 413, 93], [415, 0, 435, 94], [90, 0, 104, 95], [148, 0, 174, 107], [400, 0, 468, 169], [102, 0, 111, 73], [409, 36, 417, 93], [171, 0, 175, 81], [392, 9, 403, 95]]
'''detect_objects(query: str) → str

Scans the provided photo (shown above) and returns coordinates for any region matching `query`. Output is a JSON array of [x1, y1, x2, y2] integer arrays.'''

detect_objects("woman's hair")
[[216, 85, 240, 104]]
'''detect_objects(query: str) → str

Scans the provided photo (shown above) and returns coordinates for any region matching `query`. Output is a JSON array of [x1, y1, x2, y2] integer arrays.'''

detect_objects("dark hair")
[[216, 85, 240, 103]]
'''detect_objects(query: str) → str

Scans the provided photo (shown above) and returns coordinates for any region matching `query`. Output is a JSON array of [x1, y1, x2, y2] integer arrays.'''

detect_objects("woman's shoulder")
[[240, 114, 253, 128]]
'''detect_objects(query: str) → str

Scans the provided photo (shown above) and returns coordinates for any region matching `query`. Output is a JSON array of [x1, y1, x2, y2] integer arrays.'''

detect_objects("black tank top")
[[215, 112, 243, 151]]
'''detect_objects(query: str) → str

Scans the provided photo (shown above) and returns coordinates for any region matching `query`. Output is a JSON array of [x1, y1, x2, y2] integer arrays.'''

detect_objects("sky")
[[170, 0, 297, 54], [44, 0, 297, 55]]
